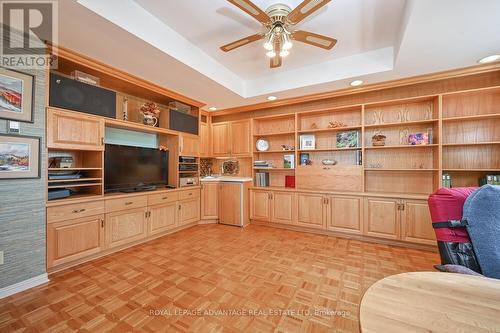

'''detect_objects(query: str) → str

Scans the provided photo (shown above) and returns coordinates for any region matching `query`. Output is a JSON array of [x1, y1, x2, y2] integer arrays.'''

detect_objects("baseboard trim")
[[0, 273, 49, 299]]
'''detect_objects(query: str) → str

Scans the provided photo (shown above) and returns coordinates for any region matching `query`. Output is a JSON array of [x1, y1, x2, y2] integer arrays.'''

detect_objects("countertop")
[[200, 176, 253, 183]]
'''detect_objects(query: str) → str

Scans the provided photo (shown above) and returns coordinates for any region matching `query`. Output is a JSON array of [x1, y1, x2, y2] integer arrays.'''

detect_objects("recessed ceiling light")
[[350, 80, 364, 87], [267, 96, 277, 101], [478, 55, 500, 64], [208, 107, 217, 111]]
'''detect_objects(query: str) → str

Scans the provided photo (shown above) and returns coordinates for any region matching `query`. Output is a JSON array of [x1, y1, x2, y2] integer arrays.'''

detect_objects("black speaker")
[[169, 109, 198, 135], [49, 73, 116, 118]]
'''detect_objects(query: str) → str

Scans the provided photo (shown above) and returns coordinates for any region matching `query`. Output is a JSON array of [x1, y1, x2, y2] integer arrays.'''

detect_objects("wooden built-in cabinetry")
[[250, 188, 433, 247], [211, 120, 251, 157], [46, 188, 200, 272], [201, 182, 219, 220]]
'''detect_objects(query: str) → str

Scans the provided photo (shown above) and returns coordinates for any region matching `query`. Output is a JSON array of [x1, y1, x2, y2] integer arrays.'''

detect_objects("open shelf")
[[48, 167, 102, 171], [298, 147, 360, 152], [365, 144, 438, 150], [365, 168, 439, 171], [253, 131, 295, 137], [442, 88, 500, 120], [442, 113, 500, 122], [364, 119, 439, 129], [48, 182, 103, 189], [48, 178, 102, 183], [253, 168, 295, 171], [253, 150, 296, 154], [297, 126, 361, 134], [442, 142, 500, 147]]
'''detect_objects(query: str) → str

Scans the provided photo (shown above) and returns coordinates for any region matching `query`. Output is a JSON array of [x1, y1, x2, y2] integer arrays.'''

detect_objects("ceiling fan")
[[220, 0, 337, 69]]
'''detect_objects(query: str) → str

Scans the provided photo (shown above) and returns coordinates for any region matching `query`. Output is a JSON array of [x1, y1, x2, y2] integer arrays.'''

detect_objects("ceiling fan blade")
[[287, 0, 331, 25], [227, 0, 271, 25], [220, 34, 263, 52], [270, 55, 282, 68], [291, 30, 337, 50]]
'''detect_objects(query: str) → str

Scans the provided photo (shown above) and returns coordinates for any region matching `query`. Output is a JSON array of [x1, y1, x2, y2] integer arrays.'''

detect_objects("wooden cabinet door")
[[364, 197, 400, 240], [178, 197, 201, 225], [47, 108, 104, 150], [180, 134, 200, 156], [211, 122, 230, 157], [327, 196, 362, 234], [200, 122, 210, 157], [105, 207, 148, 249], [218, 183, 242, 226], [47, 214, 105, 268], [201, 182, 219, 219], [296, 193, 326, 229], [250, 190, 271, 221], [230, 120, 251, 156], [271, 191, 295, 224], [148, 202, 177, 236], [401, 200, 436, 245]]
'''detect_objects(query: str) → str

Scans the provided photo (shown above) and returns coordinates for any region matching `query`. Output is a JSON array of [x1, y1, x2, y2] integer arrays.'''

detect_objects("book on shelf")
[[355, 150, 362, 165], [283, 154, 295, 169], [336, 130, 360, 148], [300, 153, 310, 166], [254, 160, 273, 168], [255, 172, 270, 187]]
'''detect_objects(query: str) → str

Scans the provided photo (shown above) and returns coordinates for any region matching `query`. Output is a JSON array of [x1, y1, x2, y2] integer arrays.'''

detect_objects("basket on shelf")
[[372, 134, 387, 146]]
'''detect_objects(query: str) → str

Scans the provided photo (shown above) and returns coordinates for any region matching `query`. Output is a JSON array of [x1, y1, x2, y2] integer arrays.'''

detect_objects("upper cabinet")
[[200, 122, 210, 157], [211, 120, 251, 157], [47, 108, 104, 151], [179, 134, 200, 157], [230, 120, 251, 156], [211, 122, 230, 157]]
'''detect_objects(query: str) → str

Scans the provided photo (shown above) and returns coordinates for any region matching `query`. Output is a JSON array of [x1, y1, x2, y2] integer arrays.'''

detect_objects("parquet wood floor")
[[0, 224, 439, 333]]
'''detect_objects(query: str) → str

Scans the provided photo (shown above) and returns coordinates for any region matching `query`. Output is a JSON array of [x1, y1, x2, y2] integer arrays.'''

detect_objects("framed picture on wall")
[[0, 67, 35, 123], [0, 134, 40, 179]]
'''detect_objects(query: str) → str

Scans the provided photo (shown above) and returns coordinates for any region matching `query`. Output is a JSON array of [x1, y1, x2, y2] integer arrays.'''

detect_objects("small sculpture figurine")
[[328, 121, 347, 128], [372, 134, 387, 146]]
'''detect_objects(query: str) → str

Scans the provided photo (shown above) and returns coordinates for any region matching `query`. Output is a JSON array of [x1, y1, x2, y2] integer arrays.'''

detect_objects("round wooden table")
[[360, 272, 500, 333]]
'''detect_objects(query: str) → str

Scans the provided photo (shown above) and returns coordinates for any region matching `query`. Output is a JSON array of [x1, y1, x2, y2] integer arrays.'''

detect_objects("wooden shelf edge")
[[363, 119, 439, 128], [365, 144, 438, 150]]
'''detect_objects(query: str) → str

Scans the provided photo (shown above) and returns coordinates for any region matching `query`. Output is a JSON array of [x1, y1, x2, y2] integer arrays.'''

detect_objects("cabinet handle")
[[162, 196, 168, 200], [323, 167, 331, 170], [178, 204, 181, 210], [401, 203, 405, 211], [101, 219, 104, 228], [125, 201, 133, 205], [188, 193, 193, 196], [101, 137, 104, 145], [72, 208, 85, 213]]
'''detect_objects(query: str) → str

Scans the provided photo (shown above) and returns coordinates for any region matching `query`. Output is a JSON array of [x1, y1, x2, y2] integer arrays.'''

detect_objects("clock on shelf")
[[256, 138, 270, 151]]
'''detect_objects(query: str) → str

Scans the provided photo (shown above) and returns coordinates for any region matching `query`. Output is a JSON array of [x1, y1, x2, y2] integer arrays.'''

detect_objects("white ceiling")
[[58, 0, 500, 110]]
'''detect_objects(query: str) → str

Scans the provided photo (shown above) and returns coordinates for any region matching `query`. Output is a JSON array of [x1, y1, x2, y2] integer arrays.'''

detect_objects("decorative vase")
[[143, 114, 158, 127]]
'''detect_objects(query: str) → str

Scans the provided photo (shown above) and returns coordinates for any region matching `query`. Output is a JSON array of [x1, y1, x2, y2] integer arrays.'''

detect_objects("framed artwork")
[[0, 67, 35, 123], [0, 134, 40, 179], [299, 134, 315, 150]]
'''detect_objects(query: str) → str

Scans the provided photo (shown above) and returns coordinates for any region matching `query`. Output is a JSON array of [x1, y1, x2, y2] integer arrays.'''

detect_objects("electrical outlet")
[[0, 251, 3, 265]]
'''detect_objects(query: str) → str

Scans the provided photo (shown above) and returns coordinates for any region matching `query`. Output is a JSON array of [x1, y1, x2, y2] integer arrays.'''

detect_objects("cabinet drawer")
[[47, 200, 104, 223], [148, 192, 179, 206], [179, 189, 200, 200], [105, 195, 148, 213]]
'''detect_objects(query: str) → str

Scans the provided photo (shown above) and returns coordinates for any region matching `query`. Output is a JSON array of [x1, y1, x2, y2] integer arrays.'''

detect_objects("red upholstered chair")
[[427, 187, 482, 274]]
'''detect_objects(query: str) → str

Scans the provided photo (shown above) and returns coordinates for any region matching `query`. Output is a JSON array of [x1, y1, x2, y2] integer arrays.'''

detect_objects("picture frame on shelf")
[[0, 134, 40, 179], [0, 67, 34, 123], [283, 154, 295, 169], [300, 153, 310, 166], [336, 130, 360, 148], [299, 134, 315, 150]]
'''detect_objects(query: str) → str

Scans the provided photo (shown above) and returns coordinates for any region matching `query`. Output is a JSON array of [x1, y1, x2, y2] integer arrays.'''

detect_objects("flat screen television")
[[105, 144, 168, 192]]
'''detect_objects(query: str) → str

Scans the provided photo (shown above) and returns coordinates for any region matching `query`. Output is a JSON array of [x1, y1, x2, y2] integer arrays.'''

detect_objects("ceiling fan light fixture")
[[266, 50, 277, 58], [279, 50, 289, 57]]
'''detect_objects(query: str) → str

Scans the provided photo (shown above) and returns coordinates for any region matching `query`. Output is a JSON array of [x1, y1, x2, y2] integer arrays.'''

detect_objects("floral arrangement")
[[140, 102, 161, 117]]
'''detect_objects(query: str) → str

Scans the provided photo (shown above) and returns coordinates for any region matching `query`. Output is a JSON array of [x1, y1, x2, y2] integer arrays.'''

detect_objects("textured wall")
[[0, 25, 47, 288]]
